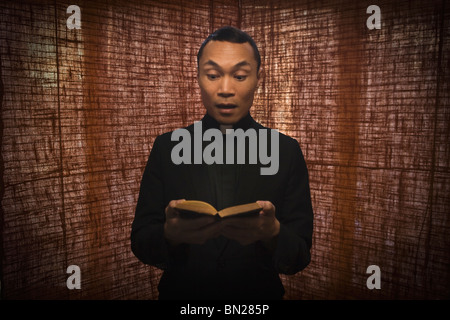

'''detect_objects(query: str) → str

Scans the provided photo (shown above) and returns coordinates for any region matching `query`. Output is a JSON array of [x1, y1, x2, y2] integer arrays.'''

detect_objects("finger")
[[202, 221, 222, 238], [186, 221, 222, 244], [196, 216, 219, 226], [175, 216, 218, 234], [180, 216, 218, 230], [166, 218, 220, 245], [165, 199, 186, 218], [170, 199, 186, 208], [256, 200, 275, 216], [220, 216, 260, 229]]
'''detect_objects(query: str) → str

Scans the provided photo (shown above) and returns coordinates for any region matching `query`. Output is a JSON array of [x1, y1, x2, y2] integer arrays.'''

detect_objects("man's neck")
[[203, 112, 253, 131], [219, 124, 233, 134]]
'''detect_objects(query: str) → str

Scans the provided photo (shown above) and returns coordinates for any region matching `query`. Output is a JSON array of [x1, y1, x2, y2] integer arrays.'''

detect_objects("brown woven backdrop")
[[1, 0, 449, 299]]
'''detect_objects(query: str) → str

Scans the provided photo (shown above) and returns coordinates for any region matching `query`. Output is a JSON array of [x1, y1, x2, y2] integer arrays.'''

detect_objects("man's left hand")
[[220, 200, 280, 246]]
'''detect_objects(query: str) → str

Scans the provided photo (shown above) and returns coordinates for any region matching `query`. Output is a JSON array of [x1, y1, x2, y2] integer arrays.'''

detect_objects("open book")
[[175, 200, 262, 219]]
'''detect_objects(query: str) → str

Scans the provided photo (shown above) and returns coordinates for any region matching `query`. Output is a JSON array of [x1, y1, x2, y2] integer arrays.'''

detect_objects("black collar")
[[201, 112, 255, 131]]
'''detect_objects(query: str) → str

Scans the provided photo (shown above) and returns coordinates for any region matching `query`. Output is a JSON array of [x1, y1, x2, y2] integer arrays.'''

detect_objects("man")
[[131, 26, 313, 300]]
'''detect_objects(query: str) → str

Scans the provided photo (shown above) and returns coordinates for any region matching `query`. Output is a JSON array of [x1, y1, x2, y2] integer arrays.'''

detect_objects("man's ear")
[[257, 67, 264, 87]]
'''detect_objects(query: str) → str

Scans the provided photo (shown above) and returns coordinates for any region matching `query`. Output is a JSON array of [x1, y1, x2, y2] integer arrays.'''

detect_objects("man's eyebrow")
[[233, 61, 252, 69], [203, 60, 252, 69], [203, 60, 220, 68]]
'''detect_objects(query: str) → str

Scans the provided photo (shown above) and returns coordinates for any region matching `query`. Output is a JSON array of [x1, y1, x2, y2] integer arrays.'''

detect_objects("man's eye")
[[207, 74, 219, 80], [235, 75, 247, 81]]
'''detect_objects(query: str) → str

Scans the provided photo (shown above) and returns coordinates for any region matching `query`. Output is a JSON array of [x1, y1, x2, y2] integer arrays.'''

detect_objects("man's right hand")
[[164, 199, 221, 246]]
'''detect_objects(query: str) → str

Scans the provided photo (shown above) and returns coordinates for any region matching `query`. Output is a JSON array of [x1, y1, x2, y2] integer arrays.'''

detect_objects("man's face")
[[198, 41, 261, 125]]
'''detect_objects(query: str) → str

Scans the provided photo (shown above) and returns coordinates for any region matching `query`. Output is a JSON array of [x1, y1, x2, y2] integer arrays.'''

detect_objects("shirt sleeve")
[[272, 140, 314, 275], [130, 135, 173, 270]]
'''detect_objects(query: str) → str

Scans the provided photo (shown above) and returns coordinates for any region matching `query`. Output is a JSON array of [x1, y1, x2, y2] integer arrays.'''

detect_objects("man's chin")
[[218, 119, 237, 125], [208, 112, 238, 125], [216, 116, 240, 126]]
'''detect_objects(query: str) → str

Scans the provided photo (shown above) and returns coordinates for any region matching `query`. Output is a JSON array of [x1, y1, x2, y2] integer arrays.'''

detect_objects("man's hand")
[[164, 199, 221, 246], [220, 200, 280, 246]]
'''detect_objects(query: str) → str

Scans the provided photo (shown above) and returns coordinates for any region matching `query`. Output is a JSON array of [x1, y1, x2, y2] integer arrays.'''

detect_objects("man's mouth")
[[216, 104, 238, 109]]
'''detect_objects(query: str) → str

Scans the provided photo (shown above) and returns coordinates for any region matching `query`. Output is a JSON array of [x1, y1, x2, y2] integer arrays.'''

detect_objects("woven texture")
[[0, 0, 449, 299]]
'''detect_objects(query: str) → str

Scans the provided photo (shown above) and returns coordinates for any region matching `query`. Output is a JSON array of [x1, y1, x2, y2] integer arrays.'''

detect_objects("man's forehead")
[[200, 41, 257, 68]]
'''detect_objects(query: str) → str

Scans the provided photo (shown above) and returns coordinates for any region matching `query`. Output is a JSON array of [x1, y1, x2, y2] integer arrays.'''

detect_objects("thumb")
[[256, 200, 276, 216], [165, 199, 186, 218]]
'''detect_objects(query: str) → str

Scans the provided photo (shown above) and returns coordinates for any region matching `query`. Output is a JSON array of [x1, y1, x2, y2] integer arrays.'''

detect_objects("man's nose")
[[218, 77, 235, 98]]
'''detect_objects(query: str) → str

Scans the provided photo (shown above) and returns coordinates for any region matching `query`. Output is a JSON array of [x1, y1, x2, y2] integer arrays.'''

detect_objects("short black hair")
[[197, 26, 261, 72]]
